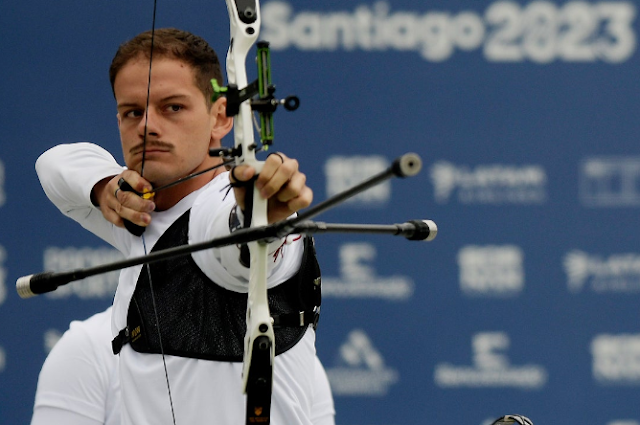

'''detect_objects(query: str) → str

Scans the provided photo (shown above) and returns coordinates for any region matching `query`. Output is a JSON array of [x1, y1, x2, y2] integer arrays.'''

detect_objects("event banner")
[[2, 1, 640, 424]]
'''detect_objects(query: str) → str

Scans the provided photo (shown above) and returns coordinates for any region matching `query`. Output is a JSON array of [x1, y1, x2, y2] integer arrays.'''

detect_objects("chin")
[[144, 167, 182, 188]]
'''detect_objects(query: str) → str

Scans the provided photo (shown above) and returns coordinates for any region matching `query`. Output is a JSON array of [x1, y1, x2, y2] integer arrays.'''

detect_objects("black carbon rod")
[[274, 153, 422, 237], [289, 220, 437, 241]]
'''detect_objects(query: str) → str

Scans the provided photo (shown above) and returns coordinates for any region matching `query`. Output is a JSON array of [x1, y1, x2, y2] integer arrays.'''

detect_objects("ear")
[[209, 97, 233, 144], [116, 112, 122, 129]]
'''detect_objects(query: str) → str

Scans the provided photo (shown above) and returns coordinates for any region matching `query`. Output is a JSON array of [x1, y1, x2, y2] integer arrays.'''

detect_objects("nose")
[[137, 109, 160, 139]]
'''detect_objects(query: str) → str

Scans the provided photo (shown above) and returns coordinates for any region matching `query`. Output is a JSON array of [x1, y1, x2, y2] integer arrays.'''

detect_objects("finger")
[[112, 174, 154, 227], [258, 158, 298, 199], [120, 169, 153, 194], [229, 165, 256, 212], [268, 151, 285, 165], [99, 203, 124, 228], [229, 165, 255, 184], [115, 202, 152, 227], [115, 171, 155, 214], [117, 188, 156, 214], [285, 186, 313, 212], [275, 172, 307, 203], [267, 186, 313, 223], [256, 153, 290, 187]]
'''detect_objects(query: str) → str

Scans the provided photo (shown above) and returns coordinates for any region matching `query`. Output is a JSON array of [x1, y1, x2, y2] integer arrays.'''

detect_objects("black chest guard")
[[112, 210, 321, 361]]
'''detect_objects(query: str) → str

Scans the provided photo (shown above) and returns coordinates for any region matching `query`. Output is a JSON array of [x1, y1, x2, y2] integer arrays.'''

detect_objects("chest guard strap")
[[112, 210, 321, 361]]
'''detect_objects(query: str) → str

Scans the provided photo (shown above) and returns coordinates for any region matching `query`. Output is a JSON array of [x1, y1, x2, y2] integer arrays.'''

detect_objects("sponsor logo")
[[458, 245, 524, 297], [592, 334, 640, 385], [430, 161, 547, 205], [0, 158, 5, 207], [262, 1, 636, 64], [564, 250, 640, 293], [580, 157, 640, 207], [0, 246, 6, 306], [326, 329, 399, 396], [324, 155, 390, 207], [322, 242, 413, 300], [43, 247, 123, 299], [434, 332, 548, 389]]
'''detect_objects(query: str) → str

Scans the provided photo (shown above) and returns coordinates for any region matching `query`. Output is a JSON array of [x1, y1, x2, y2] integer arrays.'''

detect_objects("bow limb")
[[225, 0, 276, 422]]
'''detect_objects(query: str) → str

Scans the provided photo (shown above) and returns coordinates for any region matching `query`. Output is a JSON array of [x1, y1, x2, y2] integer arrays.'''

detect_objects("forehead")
[[113, 54, 199, 101]]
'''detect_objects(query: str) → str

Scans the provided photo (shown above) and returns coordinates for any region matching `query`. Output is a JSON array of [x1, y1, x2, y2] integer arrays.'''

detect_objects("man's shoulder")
[[67, 307, 113, 344]]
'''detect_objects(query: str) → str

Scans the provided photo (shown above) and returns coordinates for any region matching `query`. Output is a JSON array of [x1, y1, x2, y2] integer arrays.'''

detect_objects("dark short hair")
[[109, 28, 223, 105]]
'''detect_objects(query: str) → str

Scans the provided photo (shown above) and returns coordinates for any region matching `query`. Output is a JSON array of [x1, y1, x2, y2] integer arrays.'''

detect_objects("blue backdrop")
[[2, 1, 640, 424]]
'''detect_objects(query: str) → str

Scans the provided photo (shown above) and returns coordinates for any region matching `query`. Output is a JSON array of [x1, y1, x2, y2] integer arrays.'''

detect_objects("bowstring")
[[140, 0, 177, 423]]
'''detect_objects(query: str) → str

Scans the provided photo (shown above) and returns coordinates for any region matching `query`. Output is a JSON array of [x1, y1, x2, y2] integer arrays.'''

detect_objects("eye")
[[166, 104, 183, 113], [124, 109, 144, 119]]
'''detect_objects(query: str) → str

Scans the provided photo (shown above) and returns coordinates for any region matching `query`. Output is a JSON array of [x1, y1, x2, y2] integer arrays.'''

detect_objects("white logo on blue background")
[[592, 334, 640, 385], [326, 329, 399, 396], [322, 242, 414, 300], [458, 245, 525, 297], [580, 157, 640, 207], [262, 1, 637, 64], [324, 155, 390, 207], [434, 332, 548, 389], [430, 161, 547, 205], [0, 246, 6, 306], [564, 250, 640, 293], [43, 247, 123, 299]]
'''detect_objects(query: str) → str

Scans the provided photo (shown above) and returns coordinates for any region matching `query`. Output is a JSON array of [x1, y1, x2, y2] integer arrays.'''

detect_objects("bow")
[[219, 1, 298, 421]]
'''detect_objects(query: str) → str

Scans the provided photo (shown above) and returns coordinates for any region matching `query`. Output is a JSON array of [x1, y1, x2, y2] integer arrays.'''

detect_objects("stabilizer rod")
[[17, 153, 434, 298]]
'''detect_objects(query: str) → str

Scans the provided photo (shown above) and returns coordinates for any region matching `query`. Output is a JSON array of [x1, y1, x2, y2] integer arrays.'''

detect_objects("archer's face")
[[114, 55, 221, 188]]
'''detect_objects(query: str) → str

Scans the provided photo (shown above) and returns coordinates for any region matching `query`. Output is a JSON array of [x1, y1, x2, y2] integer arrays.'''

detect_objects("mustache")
[[129, 141, 173, 155]]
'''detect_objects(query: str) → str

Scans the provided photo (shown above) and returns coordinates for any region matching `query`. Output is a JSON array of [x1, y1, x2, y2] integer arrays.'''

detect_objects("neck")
[[152, 158, 226, 211]]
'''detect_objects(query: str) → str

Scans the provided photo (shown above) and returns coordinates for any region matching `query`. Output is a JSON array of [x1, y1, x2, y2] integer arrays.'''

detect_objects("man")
[[35, 28, 332, 424]]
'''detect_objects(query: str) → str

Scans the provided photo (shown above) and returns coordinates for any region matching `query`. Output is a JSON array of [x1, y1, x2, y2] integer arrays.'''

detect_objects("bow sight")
[[211, 40, 299, 155]]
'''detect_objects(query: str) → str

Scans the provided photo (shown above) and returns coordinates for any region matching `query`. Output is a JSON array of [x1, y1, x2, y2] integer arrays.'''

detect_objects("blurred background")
[[1, 0, 640, 423]]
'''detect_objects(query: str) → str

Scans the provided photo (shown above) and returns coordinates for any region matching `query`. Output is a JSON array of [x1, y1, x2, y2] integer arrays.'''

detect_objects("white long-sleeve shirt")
[[35, 143, 333, 425], [31, 307, 335, 425], [31, 308, 120, 425]]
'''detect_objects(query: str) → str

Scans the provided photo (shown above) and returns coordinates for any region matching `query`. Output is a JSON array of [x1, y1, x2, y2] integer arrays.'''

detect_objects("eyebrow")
[[117, 94, 191, 110]]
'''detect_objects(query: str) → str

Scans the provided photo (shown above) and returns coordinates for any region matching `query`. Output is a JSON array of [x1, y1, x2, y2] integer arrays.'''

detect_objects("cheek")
[[177, 142, 207, 166], [118, 122, 136, 140], [119, 135, 136, 156]]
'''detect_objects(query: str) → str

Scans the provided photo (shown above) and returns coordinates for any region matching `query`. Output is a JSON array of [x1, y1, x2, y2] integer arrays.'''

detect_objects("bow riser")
[[225, 0, 276, 412]]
